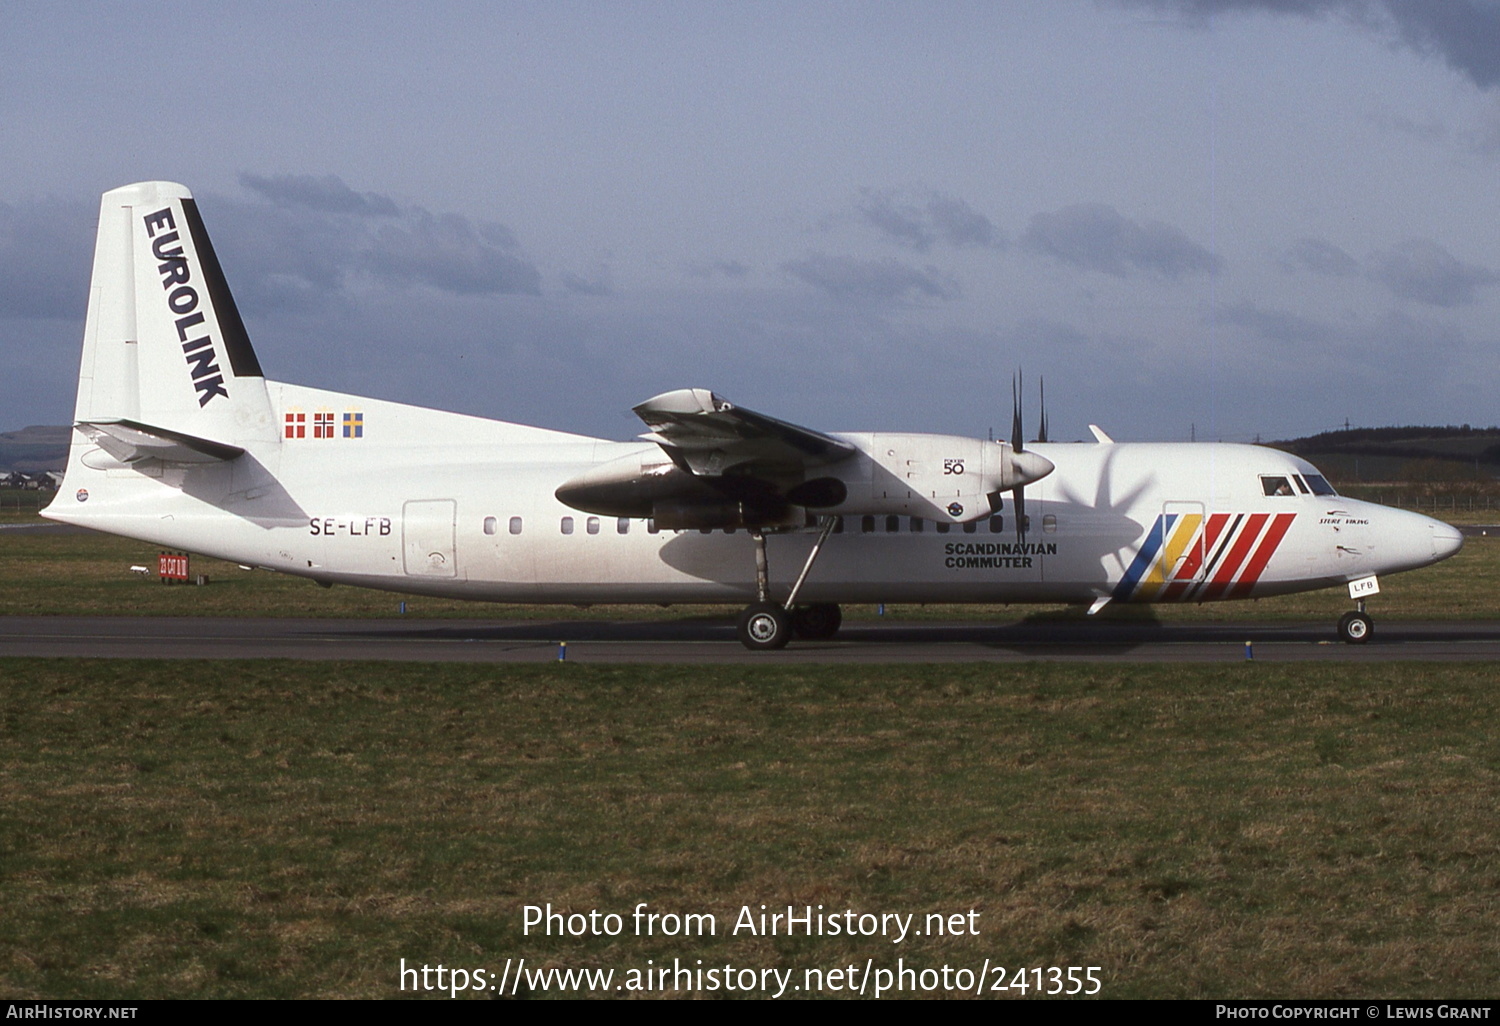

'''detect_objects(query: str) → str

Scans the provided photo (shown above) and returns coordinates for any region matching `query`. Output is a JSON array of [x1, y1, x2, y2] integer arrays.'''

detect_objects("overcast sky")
[[4, 1, 1499, 443]]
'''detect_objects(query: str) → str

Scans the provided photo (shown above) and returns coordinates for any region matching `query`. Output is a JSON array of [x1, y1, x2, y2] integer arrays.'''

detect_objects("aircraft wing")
[[633, 388, 856, 477], [77, 420, 244, 465]]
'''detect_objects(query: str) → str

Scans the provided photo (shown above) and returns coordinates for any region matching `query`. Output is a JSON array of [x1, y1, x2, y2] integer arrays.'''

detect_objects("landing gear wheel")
[[1338, 610, 1373, 644], [791, 603, 842, 640], [738, 603, 793, 651]]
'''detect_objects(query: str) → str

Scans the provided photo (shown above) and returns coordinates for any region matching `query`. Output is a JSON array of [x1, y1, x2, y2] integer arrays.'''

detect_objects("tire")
[[1338, 611, 1372, 644], [791, 603, 843, 640], [738, 603, 792, 650]]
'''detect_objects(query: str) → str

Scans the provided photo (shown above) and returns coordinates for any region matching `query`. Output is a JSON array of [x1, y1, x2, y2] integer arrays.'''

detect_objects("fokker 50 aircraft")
[[45, 182, 1464, 649]]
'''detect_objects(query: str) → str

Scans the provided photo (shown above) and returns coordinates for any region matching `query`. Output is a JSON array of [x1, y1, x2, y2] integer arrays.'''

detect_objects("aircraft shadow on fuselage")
[[176, 451, 310, 526]]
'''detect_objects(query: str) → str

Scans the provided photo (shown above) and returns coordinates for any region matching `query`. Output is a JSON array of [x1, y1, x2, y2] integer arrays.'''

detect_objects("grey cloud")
[[3, 175, 544, 331], [1011, 317, 1095, 351], [781, 254, 959, 301], [207, 200, 363, 313], [1215, 301, 1465, 386], [1370, 308, 1466, 354], [926, 195, 1004, 249], [561, 270, 612, 296], [365, 209, 541, 296], [1389, 2, 1500, 90], [1371, 109, 1448, 145], [1118, 1, 1500, 90], [1465, 99, 1500, 153], [1022, 203, 1224, 279], [856, 189, 1004, 252], [1280, 237, 1360, 277], [1216, 302, 1338, 344], [239, 172, 400, 217], [685, 259, 751, 279], [213, 174, 543, 305], [858, 191, 933, 250], [1369, 238, 1500, 307], [477, 221, 521, 249], [0, 199, 94, 319]]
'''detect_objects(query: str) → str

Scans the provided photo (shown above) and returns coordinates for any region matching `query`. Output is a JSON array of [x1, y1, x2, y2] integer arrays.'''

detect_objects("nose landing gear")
[[1337, 599, 1373, 644]]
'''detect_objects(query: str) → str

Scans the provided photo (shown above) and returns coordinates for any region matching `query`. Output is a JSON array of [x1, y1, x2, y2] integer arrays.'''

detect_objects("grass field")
[[2, 659, 1497, 999], [1, 505, 1496, 624], [4, 501, 1498, 1000]]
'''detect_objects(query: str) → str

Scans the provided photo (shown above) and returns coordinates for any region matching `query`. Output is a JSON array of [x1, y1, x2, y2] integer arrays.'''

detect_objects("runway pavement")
[[3, 615, 1500, 663]]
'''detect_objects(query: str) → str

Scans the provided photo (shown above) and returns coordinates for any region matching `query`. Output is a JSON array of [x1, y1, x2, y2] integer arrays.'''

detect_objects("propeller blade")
[[1009, 369, 1038, 541], [1011, 372, 1023, 453], [1038, 376, 1048, 444]]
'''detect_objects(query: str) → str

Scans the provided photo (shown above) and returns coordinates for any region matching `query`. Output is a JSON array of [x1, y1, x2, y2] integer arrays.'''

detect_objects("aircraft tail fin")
[[73, 181, 275, 446]]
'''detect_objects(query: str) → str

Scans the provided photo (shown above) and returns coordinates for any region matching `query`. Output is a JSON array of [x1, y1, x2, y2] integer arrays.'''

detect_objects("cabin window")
[[483, 516, 497, 535], [647, 518, 659, 534], [862, 516, 876, 534], [910, 517, 923, 532], [935, 521, 950, 533], [832, 517, 844, 534], [1042, 514, 1057, 534], [1261, 475, 1295, 497], [885, 515, 901, 533], [988, 515, 1004, 533], [1304, 474, 1337, 496], [509, 516, 523, 535], [963, 521, 978, 534], [700, 527, 713, 535], [587, 517, 600, 535], [617, 518, 630, 535], [561, 516, 574, 535]]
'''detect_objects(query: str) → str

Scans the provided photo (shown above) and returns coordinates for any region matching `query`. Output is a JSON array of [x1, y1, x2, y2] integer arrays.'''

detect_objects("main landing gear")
[[736, 520, 843, 651], [1337, 599, 1373, 644]]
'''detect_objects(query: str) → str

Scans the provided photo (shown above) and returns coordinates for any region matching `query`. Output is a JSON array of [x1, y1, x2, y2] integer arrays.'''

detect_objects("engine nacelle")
[[556, 434, 1053, 528], [815, 433, 1053, 522]]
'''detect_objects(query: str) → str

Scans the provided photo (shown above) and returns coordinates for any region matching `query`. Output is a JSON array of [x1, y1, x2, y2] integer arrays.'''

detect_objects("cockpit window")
[[1260, 475, 1295, 497], [1292, 474, 1310, 494], [1303, 474, 1337, 496]]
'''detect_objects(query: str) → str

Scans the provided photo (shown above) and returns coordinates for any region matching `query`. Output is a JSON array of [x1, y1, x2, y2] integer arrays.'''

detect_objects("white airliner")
[[43, 182, 1464, 649]]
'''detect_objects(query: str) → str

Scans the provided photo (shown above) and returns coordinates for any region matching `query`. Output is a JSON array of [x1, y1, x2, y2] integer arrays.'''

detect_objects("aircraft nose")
[[1430, 521, 1464, 561]]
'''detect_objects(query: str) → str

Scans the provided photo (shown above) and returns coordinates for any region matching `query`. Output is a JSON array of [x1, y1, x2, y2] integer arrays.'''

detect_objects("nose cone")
[[1430, 520, 1464, 562], [1376, 509, 1464, 573]]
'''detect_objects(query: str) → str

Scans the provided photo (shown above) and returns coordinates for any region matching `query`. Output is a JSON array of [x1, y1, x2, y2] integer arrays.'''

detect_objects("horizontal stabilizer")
[[77, 419, 244, 465]]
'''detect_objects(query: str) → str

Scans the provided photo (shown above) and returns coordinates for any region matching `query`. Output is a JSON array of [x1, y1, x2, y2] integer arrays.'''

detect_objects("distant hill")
[[1271, 425, 1500, 484], [0, 425, 70, 474]]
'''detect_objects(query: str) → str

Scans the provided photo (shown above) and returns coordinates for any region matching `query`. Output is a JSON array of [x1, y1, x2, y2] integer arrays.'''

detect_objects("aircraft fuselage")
[[46, 383, 1462, 610]]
